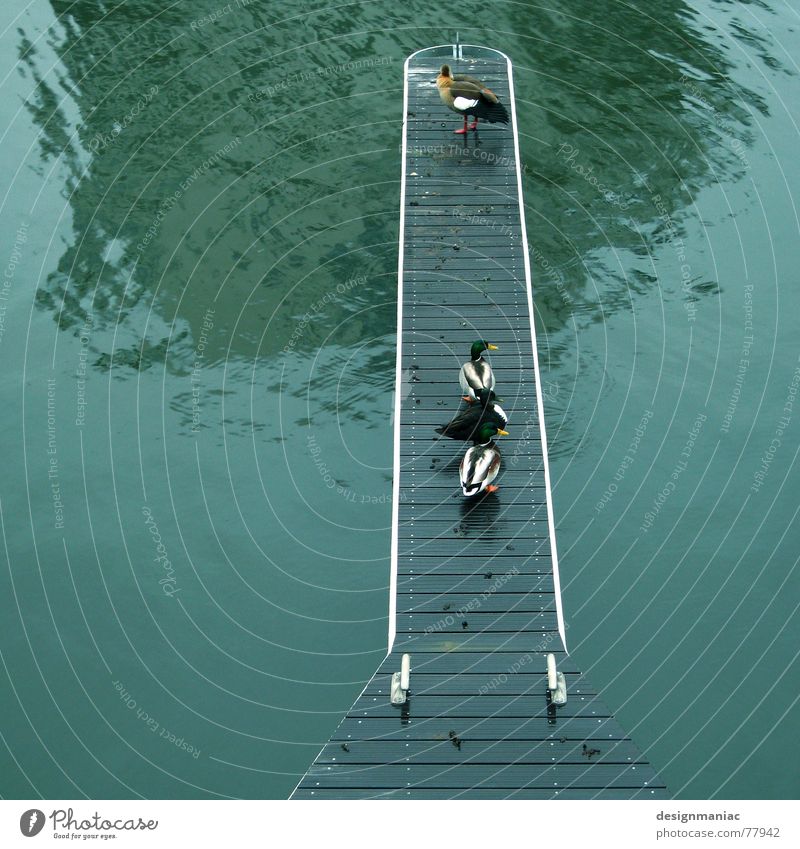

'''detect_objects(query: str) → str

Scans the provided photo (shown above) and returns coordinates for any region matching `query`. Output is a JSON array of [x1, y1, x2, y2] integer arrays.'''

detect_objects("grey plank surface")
[[292, 45, 667, 800]]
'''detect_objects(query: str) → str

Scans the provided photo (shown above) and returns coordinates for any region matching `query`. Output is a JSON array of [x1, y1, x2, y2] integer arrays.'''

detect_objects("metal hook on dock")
[[546, 653, 567, 705], [390, 653, 411, 704]]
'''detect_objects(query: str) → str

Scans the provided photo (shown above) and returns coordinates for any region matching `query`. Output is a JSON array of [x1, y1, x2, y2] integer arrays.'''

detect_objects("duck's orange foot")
[[486, 485, 499, 493], [462, 395, 474, 403], [453, 127, 468, 135], [468, 121, 478, 131]]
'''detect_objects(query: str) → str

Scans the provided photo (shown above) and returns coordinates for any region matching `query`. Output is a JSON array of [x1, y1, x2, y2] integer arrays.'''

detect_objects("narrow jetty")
[[292, 44, 667, 799]]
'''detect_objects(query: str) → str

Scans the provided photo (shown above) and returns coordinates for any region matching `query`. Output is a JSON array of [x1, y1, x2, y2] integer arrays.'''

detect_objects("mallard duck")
[[436, 65, 510, 134], [435, 389, 507, 440], [460, 340, 498, 401], [459, 423, 507, 496]]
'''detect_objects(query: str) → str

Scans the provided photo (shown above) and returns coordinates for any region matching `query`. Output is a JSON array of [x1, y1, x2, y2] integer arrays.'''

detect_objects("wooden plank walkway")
[[292, 44, 667, 799]]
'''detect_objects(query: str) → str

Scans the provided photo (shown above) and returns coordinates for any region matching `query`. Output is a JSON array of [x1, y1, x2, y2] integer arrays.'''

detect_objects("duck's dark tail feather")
[[471, 100, 509, 124]]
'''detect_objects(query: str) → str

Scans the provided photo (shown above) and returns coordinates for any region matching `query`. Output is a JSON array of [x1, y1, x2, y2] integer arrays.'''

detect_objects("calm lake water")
[[0, 0, 798, 799]]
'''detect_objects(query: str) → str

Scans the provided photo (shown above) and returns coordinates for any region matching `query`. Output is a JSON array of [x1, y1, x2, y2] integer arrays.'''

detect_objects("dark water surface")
[[1, 0, 798, 799]]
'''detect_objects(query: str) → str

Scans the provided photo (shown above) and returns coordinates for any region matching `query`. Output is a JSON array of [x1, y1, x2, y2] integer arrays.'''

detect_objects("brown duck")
[[436, 64, 510, 134]]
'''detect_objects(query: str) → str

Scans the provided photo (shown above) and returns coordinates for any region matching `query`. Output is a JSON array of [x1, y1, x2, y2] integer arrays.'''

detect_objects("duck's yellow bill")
[[488, 344, 498, 350], [496, 428, 509, 436]]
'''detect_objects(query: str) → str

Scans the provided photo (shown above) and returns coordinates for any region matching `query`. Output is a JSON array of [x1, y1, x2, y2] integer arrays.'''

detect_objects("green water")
[[0, 0, 797, 799]]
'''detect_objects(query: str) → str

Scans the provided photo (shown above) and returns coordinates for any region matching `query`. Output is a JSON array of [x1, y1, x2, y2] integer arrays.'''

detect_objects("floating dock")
[[292, 44, 667, 799]]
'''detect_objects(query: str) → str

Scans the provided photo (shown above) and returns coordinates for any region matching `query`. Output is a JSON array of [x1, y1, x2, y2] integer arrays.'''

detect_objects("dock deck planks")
[[292, 44, 667, 800]]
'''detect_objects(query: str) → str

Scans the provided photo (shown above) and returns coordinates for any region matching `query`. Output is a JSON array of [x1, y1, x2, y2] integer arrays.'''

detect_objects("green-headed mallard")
[[436, 65, 510, 135], [460, 340, 498, 401], [459, 422, 507, 497], [435, 389, 507, 440]]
